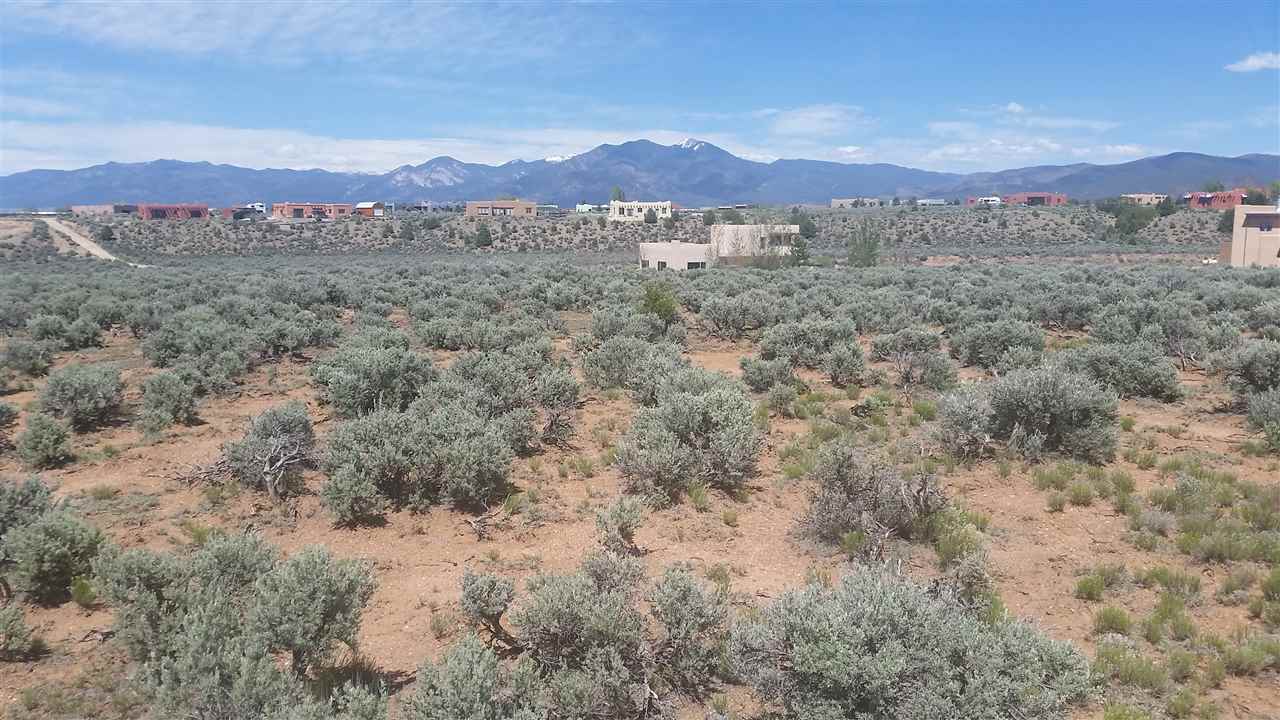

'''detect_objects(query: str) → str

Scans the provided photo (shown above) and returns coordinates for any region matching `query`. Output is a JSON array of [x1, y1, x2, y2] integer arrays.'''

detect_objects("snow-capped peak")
[[678, 138, 707, 151], [544, 155, 568, 163]]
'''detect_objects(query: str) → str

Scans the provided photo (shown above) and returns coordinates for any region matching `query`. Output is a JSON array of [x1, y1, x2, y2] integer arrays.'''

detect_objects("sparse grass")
[[1094, 642, 1168, 692], [1093, 606, 1132, 635], [1067, 480, 1095, 506], [1046, 491, 1067, 513], [721, 508, 739, 528]]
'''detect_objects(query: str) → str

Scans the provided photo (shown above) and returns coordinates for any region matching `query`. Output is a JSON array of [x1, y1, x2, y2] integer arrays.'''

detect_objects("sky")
[[1, 0, 1278, 175]]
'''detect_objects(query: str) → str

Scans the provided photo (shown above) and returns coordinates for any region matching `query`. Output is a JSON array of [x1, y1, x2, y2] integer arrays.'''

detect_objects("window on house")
[[686, 261, 706, 269], [641, 260, 649, 268], [1261, 222, 1274, 231], [657, 261, 667, 269]]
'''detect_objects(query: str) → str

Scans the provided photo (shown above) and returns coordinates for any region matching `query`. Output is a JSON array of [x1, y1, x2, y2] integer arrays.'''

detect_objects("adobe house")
[[272, 203, 353, 220], [136, 204, 208, 220], [1002, 192, 1068, 206], [609, 200, 672, 222], [1183, 189, 1249, 210], [465, 200, 536, 218], [1221, 204, 1280, 268], [639, 224, 799, 270], [355, 202, 385, 218]]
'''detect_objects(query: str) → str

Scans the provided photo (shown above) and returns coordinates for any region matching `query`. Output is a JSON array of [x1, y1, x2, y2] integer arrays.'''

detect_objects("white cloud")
[[769, 104, 873, 137], [0, 120, 775, 174], [0, 95, 79, 118], [1225, 52, 1280, 72], [0, 1, 613, 70], [1004, 102, 1026, 114]]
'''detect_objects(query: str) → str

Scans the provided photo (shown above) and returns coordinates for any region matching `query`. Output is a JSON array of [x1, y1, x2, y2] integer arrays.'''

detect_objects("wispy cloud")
[[1225, 52, 1280, 72], [769, 104, 874, 137], [0, 95, 79, 118], [0, 1, 617, 70]]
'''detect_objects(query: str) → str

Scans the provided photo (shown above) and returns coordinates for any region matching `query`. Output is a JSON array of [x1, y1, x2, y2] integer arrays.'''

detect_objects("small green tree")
[[399, 222, 416, 242], [95, 225, 114, 244], [474, 224, 492, 247], [720, 209, 745, 225], [610, 186, 626, 202], [639, 282, 678, 326], [1218, 208, 1235, 234], [702, 209, 717, 226], [1202, 180, 1225, 193], [847, 219, 881, 267], [788, 234, 811, 266], [643, 209, 657, 224]]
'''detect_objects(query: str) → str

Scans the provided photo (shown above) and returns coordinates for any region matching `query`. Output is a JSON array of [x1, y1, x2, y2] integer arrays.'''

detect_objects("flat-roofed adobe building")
[[1184, 189, 1249, 210], [639, 224, 799, 270], [1222, 204, 1280, 268], [272, 203, 353, 220], [465, 200, 536, 218], [1121, 193, 1168, 206], [137, 204, 208, 220], [609, 200, 672, 222], [1003, 192, 1068, 206]]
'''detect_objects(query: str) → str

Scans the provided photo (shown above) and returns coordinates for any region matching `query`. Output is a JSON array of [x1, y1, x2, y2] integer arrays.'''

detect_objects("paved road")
[[45, 219, 146, 267]]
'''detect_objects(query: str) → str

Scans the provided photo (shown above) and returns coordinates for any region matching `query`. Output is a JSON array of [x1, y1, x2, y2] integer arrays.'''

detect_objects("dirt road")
[[45, 218, 146, 266]]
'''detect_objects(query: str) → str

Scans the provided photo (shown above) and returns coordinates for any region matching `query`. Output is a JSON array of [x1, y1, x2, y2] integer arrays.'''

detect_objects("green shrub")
[[760, 319, 857, 369], [987, 367, 1118, 462], [1075, 575, 1105, 601], [1094, 642, 1168, 691], [1092, 606, 1132, 635], [730, 566, 1089, 719], [1, 339, 55, 376], [3, 511, 103, 603], [1220, 339, 1280, 397], [935, 383, 993, 459], [140, 371, 198, 432], [1246, 388, 1280, 451], [16, 413, 72, 469], [1054, 342, 1182, 401], [595, 496, 645, 556], [0, 605, 39, 661], [0, 475, 55, 536], [404, 634, 538, 720], [38, 363, 124, 430]]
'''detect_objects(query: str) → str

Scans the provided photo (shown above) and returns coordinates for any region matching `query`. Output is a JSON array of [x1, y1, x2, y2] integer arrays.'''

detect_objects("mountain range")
[[1, 139, 1276, 209]]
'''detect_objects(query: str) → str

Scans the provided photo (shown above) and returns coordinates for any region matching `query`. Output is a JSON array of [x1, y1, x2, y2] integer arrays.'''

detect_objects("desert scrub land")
[[59, 202, 1226, 262], [0, 254, 1278, 720]]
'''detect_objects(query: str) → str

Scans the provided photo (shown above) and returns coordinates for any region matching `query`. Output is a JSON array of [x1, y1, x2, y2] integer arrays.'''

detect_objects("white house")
[[639, 224, 799, 270], [917, 198, 948, 206], [610, 200, 672, 222], [575, 203, 604, 213]]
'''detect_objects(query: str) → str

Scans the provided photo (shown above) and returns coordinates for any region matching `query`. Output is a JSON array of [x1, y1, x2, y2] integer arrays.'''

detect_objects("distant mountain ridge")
[[1, 140, 1276, 209]]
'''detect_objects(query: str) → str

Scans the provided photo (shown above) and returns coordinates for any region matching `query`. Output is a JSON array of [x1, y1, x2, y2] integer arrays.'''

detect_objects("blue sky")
[[1, 1, 1277, 174]]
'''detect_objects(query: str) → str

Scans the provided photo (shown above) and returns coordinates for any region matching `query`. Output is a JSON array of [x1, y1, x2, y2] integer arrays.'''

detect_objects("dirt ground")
[[1, 318, 1277, 720]]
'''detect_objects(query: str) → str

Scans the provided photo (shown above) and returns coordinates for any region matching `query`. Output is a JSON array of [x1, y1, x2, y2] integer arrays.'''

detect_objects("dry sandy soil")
[[0, 316, 1276, 720]]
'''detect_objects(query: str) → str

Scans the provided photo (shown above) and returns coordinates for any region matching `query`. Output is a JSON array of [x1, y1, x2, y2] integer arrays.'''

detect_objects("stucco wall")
[[1231, 204, 1280, 268]]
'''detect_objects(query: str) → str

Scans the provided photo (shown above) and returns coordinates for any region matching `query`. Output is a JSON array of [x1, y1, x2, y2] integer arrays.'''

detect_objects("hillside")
[[1, 140, 1276, 208]]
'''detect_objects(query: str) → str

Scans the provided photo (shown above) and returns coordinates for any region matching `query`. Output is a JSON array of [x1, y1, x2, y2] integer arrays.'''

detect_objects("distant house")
[[966, 196, 1003, 207], [1183, 188, 1249, 210], [575, 203, 604, 213], [536, 204, 565, 217], [137, 203, 208, 220], [355, 201, 386, 218], [916, 198, 948, 206], [1221, 204, 1280, 267], [465, 199, 536, 218], [638, 224, 799, 270], [610, 200, 672, 222], [1120, 193, 1168, 206], [71, 204, 136, 217], [1002, 192, 1068, 207], [831, 198, 882, 209], [272, 203, 353, 220]]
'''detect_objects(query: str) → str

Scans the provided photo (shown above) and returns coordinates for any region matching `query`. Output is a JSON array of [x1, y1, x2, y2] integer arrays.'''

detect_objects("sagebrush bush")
[[825, 343, 866, 388], [0, 476, 55, 536], [950, 319, 1045, 368], [760, 319, 856, 368], [1246, 388, 1280, 450], [140, 371, 198, 432], [16, 413, 72, 469], [0, 606, 38, 660], [224, 401, 315, 500], [988, 368, 1118, 462], [38, 363, 124, 430], [936, 383, 993, 458], [3, 510, 103, 603], [92, 533, 383, 720], [595, 495, 645, 555], [1054, 342, 1181, 401], [310, 330, 435, 417], [1, 339, 55, 376], [730, 566, 1090, 719], [1221, 339, 1280, 397], [404, 634, 539, 720], [739, 355, 795, 392], [802, 442, 945, 545], [616, 375, 761, 504]]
